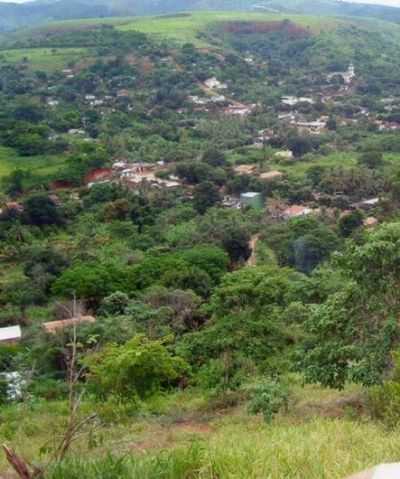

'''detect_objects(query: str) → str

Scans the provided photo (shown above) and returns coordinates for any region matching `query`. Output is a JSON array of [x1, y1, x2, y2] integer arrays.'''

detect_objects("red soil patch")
[[84, 168, 113, 185], [222, 20, 310, 38], [172, 420, 213, 434]]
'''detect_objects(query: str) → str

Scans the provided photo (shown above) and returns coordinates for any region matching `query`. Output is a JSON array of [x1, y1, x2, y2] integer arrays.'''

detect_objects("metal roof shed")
[[0, 326, 22, 344]]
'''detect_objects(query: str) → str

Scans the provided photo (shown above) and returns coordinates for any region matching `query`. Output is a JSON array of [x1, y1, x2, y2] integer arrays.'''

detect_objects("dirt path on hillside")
[[247, 235, 260, 267]]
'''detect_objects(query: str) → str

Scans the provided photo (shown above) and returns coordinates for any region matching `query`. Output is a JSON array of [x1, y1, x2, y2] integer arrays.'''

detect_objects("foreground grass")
[[0, 383, 399, 479], [45, 419, 400, 479]]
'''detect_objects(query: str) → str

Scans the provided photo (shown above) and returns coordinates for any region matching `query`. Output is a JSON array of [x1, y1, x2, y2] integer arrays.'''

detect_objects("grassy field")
[[118, 11, 343, 46], [271, 151, 358, 177], [43, 420, 400, 479], [0, 146, 66, 181], [229, 148, 359, 177], [0, 382, 399, 479], [0, 47, 88, 71], [230, 147, 400, 179]]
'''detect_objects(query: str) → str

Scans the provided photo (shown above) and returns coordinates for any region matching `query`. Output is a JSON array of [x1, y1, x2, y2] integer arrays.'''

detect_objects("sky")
[[0, 0, 400, 5], [345, 0, 400, 5]]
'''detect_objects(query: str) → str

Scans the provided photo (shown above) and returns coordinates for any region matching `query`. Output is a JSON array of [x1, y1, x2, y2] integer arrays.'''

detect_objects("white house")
[[0, 326, 22, 344], [281, 96, 314, 107], [204, 77, 227, 90]]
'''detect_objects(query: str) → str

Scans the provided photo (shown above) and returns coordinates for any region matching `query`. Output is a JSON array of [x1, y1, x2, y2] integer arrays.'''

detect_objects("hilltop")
[[2, 0, 400, 32]]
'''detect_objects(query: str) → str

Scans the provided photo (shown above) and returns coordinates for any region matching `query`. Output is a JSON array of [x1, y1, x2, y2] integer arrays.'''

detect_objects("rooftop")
[[43, 316, 96, 334], [260, 170, 284, 181], [0, 326, 22, 343], [242, 192, 261, 198]]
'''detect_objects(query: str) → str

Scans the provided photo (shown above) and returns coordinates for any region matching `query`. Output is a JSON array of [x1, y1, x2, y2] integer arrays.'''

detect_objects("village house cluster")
[[85, 161, 181, 190]]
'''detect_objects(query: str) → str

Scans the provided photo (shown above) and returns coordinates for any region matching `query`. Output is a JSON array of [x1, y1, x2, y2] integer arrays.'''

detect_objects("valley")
[[1, 6, 400, 479]]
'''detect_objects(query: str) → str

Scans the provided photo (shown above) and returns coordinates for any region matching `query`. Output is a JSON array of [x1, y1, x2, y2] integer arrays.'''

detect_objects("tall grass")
[[47, 445, 205, 479], [46, 419, 400, 479]]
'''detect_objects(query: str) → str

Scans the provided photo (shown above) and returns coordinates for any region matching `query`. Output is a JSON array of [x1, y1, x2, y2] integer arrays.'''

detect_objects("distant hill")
[[2, 0, 400, 32], [0, 1, 112, 31]]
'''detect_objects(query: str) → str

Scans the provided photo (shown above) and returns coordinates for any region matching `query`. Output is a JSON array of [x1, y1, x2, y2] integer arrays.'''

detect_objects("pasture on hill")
[[0, 47, 89, 71], [0, 147, 65, 181], [118, 11, 343, 46]]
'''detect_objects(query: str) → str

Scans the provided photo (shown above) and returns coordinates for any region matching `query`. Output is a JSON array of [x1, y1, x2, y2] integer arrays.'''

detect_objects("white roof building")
[[204, 77, 228, 90], [281, 96, 314, 107], [0, 326, 22, 343]]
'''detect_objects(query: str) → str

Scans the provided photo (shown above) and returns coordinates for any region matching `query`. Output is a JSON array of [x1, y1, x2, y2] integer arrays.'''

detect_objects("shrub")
[[29, 378, 68, 401], [0, 378, 8, 405], [368, 381, 400, 429], [367, 350, 400, 428], [0, 344, 21, 371], [247, 379, 289, 423], [94, 396, 140, 424], [84, 335, 189, 400]]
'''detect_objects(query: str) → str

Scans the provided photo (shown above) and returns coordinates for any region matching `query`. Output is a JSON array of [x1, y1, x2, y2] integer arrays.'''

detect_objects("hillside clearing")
[[118, 11, 342, 46], [0, 146, 66, 181], [0, 47, 89, 71]]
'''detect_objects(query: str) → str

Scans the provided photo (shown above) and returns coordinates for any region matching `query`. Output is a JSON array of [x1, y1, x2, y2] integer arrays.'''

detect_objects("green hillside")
[[118, 11, 341, 46], [1, 10, 400, 180], [0, 47, 88, 71], [4, 8, 400, 479]]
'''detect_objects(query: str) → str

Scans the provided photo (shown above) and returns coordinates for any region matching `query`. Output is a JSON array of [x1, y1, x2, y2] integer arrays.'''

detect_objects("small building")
[[352, 198, 380, 211], [327, 63, 355, 85], [204, 77, 227, 90], [281, 96, 314, 107], [68, 129, 86, 136], [222, 195, 241, 209], [157, 180, 181, 189], [224, 104, 255, 117], [5, 202, 24, 214], [275, 150, 294, 160], [210, 95, 227, 103], [295, 119, 327, 135], [283, 205, 313, 220], [188, 95, 209, 105], [112, 160, 130, 170], [117, 89, 130, 98], [260, 170, 284, 181], [91, 99, 104, 107], [42, 316, 96, 335], [240, 192, 263, 209], [0, 326, 22, 345], [234, 164, 257, 176]]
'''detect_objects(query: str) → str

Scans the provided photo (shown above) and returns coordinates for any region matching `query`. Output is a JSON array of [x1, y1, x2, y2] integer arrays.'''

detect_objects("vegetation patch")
[[221, 20, 311, 38]]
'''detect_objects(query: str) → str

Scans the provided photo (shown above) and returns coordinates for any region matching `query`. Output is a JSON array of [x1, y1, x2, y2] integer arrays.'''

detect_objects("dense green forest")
[[2, 9, 400, 479]]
